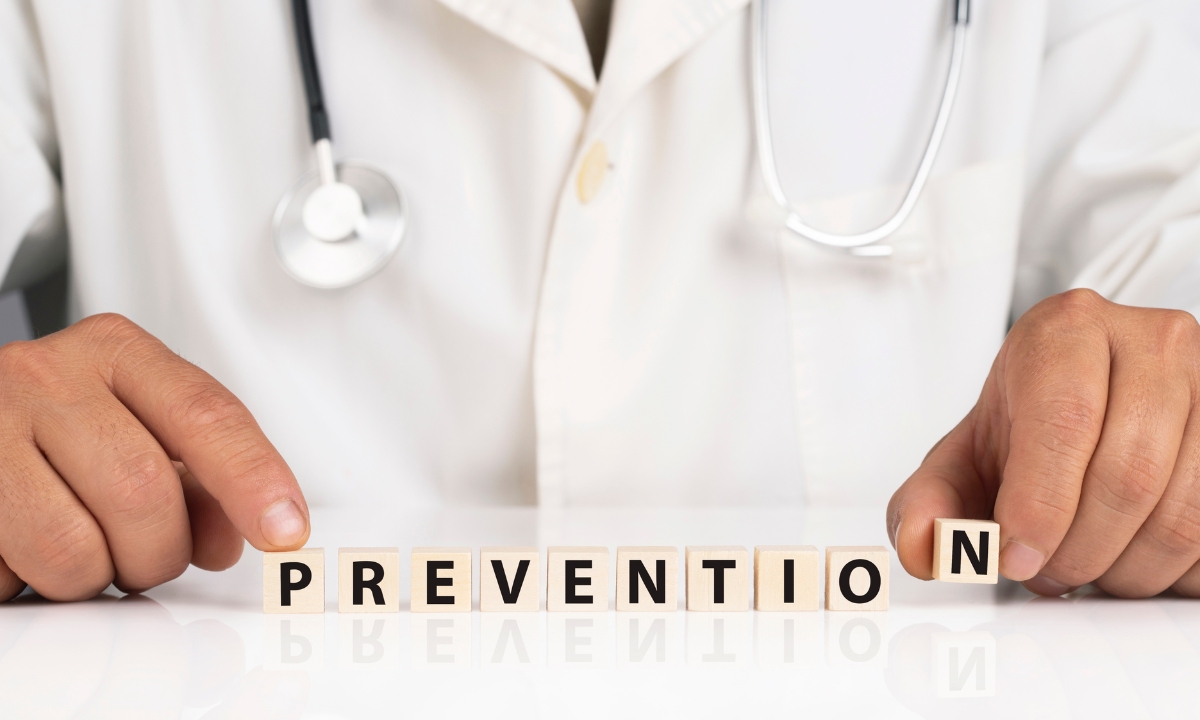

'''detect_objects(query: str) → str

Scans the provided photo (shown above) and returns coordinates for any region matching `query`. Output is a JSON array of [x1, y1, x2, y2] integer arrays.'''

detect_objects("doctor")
[[2, 0, 1200, 602]]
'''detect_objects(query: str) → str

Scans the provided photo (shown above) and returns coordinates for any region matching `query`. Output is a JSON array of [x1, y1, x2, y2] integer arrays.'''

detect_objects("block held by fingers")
[[932, 519, 999, 584]]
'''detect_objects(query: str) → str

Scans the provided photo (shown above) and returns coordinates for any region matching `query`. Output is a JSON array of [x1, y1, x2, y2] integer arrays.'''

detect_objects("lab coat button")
[[576, 141, 608, 204]]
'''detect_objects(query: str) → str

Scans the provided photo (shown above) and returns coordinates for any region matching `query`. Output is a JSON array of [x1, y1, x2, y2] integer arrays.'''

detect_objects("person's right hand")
[[0, 313, 309, 601]]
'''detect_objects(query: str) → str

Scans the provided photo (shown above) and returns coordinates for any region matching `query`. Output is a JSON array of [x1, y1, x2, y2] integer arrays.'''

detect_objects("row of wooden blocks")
[[265, 518, 999, 614]]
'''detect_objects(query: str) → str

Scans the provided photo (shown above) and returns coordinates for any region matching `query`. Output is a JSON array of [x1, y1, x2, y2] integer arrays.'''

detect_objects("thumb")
[[887, 412, 993, 580]]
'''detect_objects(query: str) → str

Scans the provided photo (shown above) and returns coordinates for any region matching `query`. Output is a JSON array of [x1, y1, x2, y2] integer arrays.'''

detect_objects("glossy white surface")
[[2, 506, 1198, 719]]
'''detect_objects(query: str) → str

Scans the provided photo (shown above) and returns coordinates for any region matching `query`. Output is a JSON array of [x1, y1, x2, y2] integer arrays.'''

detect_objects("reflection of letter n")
[[950, 646, 986, 691]]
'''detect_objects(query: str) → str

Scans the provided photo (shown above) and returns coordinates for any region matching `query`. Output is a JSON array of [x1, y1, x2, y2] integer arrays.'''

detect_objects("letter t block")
[[933, 519, 1000, 584], [264, 548, 325, 614], [686, 546, 749, 611], [411, 547, 472, 612]]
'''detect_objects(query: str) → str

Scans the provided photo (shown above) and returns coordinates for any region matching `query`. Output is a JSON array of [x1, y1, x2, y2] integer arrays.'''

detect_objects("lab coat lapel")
[[585, 0, 749, 137], [435, 0, 597, 92]]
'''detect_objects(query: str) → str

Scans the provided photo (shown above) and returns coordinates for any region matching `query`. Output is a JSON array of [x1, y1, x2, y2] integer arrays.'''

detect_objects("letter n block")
[[410, 547, 472, 612], [616, 547, 678, 611], [932, 519, 1000, 584], [825, 547, 889, 611], [338, 547, 400, 613], [480, 547, 540, 612], [547, 547, 609, 611], [754, 546, 819, 611], [685, 546, 749, 611], [264, 548, 325, 614]]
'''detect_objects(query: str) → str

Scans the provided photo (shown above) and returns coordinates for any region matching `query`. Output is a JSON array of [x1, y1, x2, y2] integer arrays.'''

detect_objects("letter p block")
[[264, 548, 325, 613]]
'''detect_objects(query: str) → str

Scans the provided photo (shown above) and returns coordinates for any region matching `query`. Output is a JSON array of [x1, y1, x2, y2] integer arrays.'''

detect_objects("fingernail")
[[260, 499, 307, 547], [999, 540, 1044, 581], [1025, 574, 1073, 597]]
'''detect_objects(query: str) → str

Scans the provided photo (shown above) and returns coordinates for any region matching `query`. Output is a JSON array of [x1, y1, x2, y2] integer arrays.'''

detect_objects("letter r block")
[[932, 519, 1000, 584], [685, 547, 749, 611], [825, 547, 889, 611], [410, 548, 472, 612], [547, 547, 609, 612], [616, 547, 678, 612], [264, 548, 325, 614], [338, 547, 400, 613], [480, 547, 540, 612]]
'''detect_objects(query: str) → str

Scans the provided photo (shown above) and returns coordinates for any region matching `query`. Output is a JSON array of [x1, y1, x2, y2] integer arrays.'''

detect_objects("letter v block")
[[933, 519, 1000, 584], [411, 548, 472, 612], [616, 547, 678, 611], [686, 547, 749, 611], [547, 547, 609, 611], [264, 548, 325, 613], [338, 548, 400, 613], [480, 547, 540, 612]]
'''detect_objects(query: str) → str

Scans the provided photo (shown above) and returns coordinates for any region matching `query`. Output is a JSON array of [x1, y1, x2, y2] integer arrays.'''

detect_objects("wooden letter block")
[[825, 547, 889, 611], [754, 546, 819, 611], [547, 547, 609, 612], [480, 547, 540, 612], [264, 548, 325, 614], [338, 547, 400, 613], [685, 546, 749, 611], [410, 547, 472, 612], [616, 547, 678, 612], [932, 519, 1000, 584]]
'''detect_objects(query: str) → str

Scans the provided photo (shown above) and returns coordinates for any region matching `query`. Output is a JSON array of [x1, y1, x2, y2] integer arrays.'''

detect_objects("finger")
[[0, 555, 27, 602], [888, 414, 992, 580], [993, 292, 1111, 582], [32, 386, 191, 592], [180, 464, 244, 571], [77, 315, 309, 551]]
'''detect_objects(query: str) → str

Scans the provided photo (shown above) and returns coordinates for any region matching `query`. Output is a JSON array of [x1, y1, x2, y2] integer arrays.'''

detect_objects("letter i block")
[[754, 546, 819, 611], [685, 547, 749, 611], [264, 548, 325, 614], [411, 548, 472, 612], [338, 548, 400, 613], [825, 547, 889, 611], [933, 519, 1000, 584], [547, 547, 609, 611], [616, 547, 678, 611], [480, 547, 540, 612]]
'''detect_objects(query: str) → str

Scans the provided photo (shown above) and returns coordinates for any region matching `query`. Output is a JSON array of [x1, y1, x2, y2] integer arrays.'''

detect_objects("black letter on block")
[[565, 560, 593, 604], [280, 562, 312, 607], [838, 559, 881, 604], [630, 559, 666, 604], [951, 530, 989, 575], [491, 559, 531, 604], [427, 560, 455, 605], [783, 558, 795, 604], [702, 559, 737, 604], [353, 561, 385, 606]]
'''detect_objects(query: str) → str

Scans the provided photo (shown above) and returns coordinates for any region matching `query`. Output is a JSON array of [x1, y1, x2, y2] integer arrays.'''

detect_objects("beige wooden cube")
[[616, 547, 678, 612], [264, 548, 325, 614], [547, 546, 609, 612], [338, 547, 400, 613], [932, 519, 1000, 584], [685, 546, 749, 611], [480, 547, 540, 612], [410, 547, 472, 612], [754, 546, 819, 611], [825, 546, 889, 611]]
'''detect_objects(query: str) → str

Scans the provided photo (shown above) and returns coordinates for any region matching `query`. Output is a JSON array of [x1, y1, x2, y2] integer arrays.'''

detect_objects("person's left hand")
[[888, 289, 1200, 597]]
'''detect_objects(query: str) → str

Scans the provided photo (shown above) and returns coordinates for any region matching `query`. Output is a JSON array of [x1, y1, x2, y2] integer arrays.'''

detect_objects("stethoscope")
[[273, 0, 970, 288]]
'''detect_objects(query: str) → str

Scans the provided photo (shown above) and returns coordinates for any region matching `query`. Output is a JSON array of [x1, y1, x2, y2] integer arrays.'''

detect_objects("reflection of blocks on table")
[[411, 548, 472, 612], [338, 548, 400, 613], [338, 615, 401, 667], [264, 615, 325, 670], [754, 546, 819, 612], [263, 548, 325, 614], [825, 613, 888, 668], [548, 613, 612, 666], [547, 547, 609, 612], [933, 519, 1000, 584], [411, 615, 472, 667], [755, 612, 821, 668], [686, 547, 749, 612], [616, 547, 678, 612], [481, 614, 543, 666], [686, 612, 751, 665], [480, 547, 540, 612], [617, 613, 680, 665], [934, 631, 996, 697], [825, 546, 889, 611]]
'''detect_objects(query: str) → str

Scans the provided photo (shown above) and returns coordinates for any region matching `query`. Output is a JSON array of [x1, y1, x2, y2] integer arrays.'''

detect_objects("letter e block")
[[754, 546, 819, 611], [932, 519, 999, 584], [480, 547, 540, 612], [825, 547, 889, 611], [616, 547, 678, 612], [547, 547, 609, 612], [264, 548, 325, 614], [685, 546, 749, 611], [410, 547, 472, 612], [338, 547, 400, 613]]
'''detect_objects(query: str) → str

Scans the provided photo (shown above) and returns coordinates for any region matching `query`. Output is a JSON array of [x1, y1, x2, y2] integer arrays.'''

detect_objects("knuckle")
[[168, 383, 247, 438], [29, 515, 112, 599], [1034, 288, 1106, 330], [74, 313, 141, 341], [0, 340, 58, 390], [106, 451, 178, 527], [1153, 310, 1200, 357], [1093, 450, 1168, 515], [1145, 499, 1200, 557]]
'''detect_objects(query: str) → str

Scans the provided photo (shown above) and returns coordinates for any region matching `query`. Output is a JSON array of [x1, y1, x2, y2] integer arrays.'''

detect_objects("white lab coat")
[[2, 0, 1200, 509]]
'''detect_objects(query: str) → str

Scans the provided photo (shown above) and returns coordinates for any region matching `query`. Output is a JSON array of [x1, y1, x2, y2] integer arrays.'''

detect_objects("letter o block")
[[338, 547, 400, 613], [547, 547, 609, 612], [264, 548, 325, 614], [411, 548, 472, 612], [825, 547, 889, 611], [933, 519, 1000, 584]]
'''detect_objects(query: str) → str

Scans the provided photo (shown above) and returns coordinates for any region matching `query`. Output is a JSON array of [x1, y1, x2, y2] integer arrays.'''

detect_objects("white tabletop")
[[0, 505, 1196, 719]]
